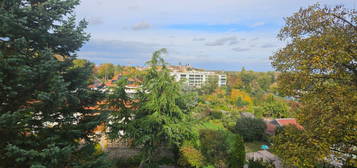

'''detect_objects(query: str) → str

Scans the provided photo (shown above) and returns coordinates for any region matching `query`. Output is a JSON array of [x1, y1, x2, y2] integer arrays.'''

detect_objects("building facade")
[[171, 71, 227, 87]]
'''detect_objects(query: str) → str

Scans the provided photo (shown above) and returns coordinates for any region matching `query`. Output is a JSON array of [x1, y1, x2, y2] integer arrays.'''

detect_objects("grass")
[[194, 119, 227, 131], [244, 141, 268, 153]]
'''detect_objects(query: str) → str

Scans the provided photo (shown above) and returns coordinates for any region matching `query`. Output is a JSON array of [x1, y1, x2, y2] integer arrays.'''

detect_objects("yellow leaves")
[[178, 144, 205, 167], [204, 88, 225, 102], [230, 89, 252, 105]]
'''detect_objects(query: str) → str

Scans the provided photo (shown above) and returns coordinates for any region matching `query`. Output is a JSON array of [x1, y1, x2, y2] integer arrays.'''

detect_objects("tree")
[[230, 89, 252, 108], [199, 75, 219, 95], [0, 0, 108, 167], [262, 100, 289, 118], [273, 126, 322, 167], [71, 59, 96, 87], [234, 118, 267, 142], [106, 49, 196, 168], [270, 4, 357, 167], [96, 63, 115, 81], [199, 129, 245, 168]]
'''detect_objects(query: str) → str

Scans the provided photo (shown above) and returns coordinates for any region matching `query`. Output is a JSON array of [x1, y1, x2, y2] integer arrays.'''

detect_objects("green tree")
[[199, 129, 245, 168], [199, 75, 219, 95], [234, 118, 267, 142], [106, 49, 196, 168], [114, 64, 124, 75], [96, 63, 115, 81], [270, 4, 357, 167], [262, 100, 289, 118], [0, 0, 109, 167], [239, 68, 255, 92], [71, 59, 96, 87]]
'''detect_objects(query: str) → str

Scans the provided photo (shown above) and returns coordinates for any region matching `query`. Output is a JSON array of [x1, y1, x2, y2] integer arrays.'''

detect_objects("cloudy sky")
[[75, 0, 356, 71]]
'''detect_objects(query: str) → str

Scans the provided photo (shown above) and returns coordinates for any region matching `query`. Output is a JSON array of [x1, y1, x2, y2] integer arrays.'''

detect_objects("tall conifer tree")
[[0, 0, 108, 167], [107, 49, 196, 168]]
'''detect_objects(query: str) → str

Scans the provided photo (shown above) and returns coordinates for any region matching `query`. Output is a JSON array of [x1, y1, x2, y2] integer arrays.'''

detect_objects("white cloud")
[[232, 47, 250, 52], [205, 36, 237, 46], [250, 22, 265, 27], [87, 17, 103, 25], [261, 43, 277, 48], [132, 21, 152, 30], [192, 37, 206, 41]]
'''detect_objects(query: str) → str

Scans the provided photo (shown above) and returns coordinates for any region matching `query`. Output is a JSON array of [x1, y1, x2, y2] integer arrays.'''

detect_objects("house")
[[89, 74, 141, 95], [265, 118, 303, 135]]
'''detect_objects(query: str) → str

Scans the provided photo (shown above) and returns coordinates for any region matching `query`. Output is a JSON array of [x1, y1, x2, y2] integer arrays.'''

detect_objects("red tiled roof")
[[275, 118, 303, 129], [266, 123, 277, 134]]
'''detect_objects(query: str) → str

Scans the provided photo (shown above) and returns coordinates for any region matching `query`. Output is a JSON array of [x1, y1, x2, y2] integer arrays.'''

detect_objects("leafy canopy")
[[234, 117, 267, 142], [271, 4, 357, 167]]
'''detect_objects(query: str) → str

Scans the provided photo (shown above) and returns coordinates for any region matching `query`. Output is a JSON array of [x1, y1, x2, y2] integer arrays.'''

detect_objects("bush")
[[158, 156, 176, 165], [178, 143, 205, 168], [199, 129, 245, 168], [247, 159, 275, 168], [210, 110, 223, 119], [113, 155, 141, 168], [236, 97, 249, 107], [253, 106, 265, 118], [234, 117, 267, 142]]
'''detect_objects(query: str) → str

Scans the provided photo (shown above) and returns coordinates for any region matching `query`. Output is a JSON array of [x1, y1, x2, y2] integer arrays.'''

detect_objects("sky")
[[75, 0, 356, 71]]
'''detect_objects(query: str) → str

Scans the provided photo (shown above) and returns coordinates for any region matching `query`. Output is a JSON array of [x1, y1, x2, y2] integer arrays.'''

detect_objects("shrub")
[[247, 159, 275, 168], [210, 110, 223, 119], [253, 106, 265, 118], [113, 155, 141, 168], [236, 96, 250, 107], [178, 143, 205, 168], [234, 117, 267, 142], [199, 129, 245, 168], [228, 134, 246, 168], [158, 156, 176, 165]]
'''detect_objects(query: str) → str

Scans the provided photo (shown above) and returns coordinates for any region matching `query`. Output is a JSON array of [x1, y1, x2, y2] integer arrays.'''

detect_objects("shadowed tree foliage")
[[271, 4, 357, 167], [234, 117, 267, 142], [199, 129, 245, 168], [0, 0, 108, 167]]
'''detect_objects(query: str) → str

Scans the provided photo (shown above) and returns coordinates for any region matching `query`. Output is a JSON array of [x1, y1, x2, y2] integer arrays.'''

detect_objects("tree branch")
[[328, 13, 357, 32]]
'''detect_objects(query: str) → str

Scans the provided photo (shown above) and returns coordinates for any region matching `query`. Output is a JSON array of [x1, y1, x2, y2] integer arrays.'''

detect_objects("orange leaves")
[[230, 89, 252, 105]]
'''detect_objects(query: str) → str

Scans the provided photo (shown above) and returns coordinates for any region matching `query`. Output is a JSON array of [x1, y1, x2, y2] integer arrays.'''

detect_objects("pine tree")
[[0, 0, 108, 167]]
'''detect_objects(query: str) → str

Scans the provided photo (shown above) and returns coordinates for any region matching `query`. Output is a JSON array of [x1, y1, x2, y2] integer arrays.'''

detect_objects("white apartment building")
[[171, 71, 227, 87]]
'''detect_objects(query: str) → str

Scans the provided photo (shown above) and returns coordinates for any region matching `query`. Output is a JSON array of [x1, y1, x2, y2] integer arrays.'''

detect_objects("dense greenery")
[[178, 142, 205, 168], [199, 129, 245, 168], [0, 0, 108, 167], [96, 63, 115, 81], [271, 4, 357, 167], [234, 117, 267, 142]]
